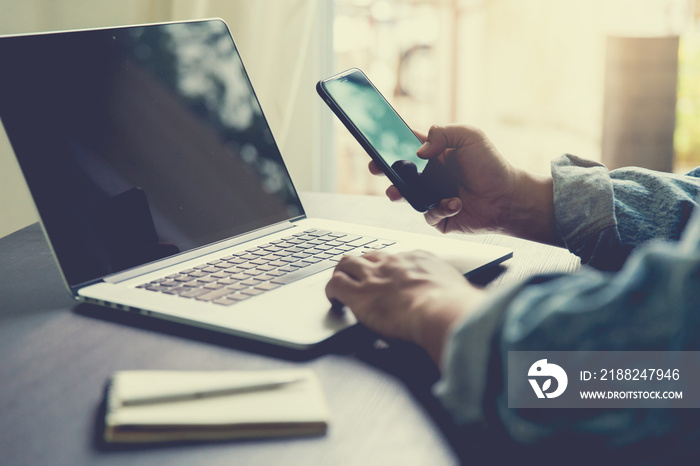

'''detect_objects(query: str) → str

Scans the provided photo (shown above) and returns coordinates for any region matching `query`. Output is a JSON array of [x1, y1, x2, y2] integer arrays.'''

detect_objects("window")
[[332, 0, 700, 196]]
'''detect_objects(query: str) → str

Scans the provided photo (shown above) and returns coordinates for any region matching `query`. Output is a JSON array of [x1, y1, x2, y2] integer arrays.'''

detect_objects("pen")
[[121, 375, 305, 407]]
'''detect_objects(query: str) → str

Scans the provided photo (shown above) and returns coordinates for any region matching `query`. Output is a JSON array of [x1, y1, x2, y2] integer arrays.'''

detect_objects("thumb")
[[424, 197, 462, 228], [416, 124, 483, 159]]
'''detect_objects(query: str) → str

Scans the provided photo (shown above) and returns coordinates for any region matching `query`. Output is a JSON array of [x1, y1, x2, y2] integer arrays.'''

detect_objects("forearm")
[[415, 287, 487, 368]]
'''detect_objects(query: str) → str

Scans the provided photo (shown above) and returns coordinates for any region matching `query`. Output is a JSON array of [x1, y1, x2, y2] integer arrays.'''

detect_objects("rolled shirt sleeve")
[[553, 154, 700, 270], [434, 156, 700, 452]]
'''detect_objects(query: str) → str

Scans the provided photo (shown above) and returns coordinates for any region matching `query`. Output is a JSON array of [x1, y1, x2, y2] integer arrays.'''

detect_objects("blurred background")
[[2, 0, 700, 238]]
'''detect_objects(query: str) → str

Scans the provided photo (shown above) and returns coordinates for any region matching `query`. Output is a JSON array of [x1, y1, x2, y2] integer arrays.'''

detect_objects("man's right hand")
[[369, 124, 562, 245]]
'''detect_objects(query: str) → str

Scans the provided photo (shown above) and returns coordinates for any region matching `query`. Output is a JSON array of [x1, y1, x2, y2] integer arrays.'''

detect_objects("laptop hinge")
[[103, 221, 297, 284]]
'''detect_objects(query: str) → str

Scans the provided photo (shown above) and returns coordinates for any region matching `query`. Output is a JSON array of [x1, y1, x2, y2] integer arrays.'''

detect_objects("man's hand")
[[370, 124, 561, 245], [325, 250, 485, 366]]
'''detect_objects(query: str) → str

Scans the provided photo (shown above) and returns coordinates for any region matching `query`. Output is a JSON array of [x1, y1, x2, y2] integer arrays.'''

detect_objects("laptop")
[[0, 19, 511, 349]]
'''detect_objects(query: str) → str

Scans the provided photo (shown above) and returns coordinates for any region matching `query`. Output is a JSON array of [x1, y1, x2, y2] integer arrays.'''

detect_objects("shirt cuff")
[[551, 154, 621, 265]]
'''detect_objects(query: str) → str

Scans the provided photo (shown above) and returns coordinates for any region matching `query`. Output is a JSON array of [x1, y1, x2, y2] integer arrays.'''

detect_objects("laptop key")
[[289, 261, 309, 268], [213, 292, 251, 305], [271, 260, 336, 285], [197, 276, 218, 283], [203, 283, 225, 290], [255, 282, 281, 291], [145, 285, 170, 292], [345, 237, 377, 248], [174, 275, 195, 282], [163, 287, 187, 295], [226, 283, 248, 291], [233, 263, 256, 270], [336, 234, 362, 243], [196, 288, 237, 301], [306, 229, 332, 237], [224, 257, 246, 265], [212, 297, 240, 306], [302, 257, 322, 264], [178, 288, 210, 298]]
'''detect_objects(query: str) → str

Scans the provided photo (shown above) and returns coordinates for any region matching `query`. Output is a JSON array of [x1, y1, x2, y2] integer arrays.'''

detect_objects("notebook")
[[0, 19, 511, 349], [104, 369, 329, 443]]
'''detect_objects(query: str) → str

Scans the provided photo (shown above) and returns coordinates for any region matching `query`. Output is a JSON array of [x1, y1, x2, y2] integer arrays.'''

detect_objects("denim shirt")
[[434, 155, 700, 456]]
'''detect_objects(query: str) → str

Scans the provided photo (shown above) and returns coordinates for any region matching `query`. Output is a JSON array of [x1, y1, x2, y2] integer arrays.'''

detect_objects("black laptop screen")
[[0, 20, 304, 288]]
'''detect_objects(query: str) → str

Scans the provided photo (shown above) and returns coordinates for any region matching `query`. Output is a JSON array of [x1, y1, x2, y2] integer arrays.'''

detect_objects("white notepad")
[[104, 369, 329, 443]]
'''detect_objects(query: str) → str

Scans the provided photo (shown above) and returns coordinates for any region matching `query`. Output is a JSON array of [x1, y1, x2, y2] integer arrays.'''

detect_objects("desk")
[[0, 192, 580, 466]]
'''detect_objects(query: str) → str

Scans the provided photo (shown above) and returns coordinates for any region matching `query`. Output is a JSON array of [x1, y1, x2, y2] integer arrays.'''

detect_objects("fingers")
[[325, 268, 357, 307], [416, 125, 448, 159], [368, 160, 383, 176], [335, 254, 374, 279], [416, 124, 484, 159], [385, 185, 403, 202], [367, 161, 405, 202], [359, 250, 388, 263], [424, 197, 462, 229], [325, 253, 385, 307]]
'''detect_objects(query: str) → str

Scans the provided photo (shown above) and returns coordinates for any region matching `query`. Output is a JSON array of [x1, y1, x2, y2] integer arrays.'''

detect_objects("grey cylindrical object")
[[601, 36, 679, 172]]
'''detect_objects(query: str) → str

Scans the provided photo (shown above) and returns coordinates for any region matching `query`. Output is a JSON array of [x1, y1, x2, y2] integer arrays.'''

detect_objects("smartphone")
[[317, 68, 458, 212]]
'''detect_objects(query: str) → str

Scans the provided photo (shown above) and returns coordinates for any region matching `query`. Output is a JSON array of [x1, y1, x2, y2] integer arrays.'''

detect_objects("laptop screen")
[[0, 20, 304, 288]]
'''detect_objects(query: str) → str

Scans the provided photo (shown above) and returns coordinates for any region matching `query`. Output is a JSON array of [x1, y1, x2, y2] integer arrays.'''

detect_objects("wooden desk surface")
[[0, 192, 580, 466]]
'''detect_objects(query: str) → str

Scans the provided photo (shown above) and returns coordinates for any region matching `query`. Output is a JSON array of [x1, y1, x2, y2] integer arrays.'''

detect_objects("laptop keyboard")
[[138, 229, 395, 306]]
